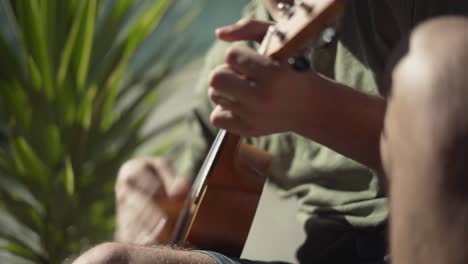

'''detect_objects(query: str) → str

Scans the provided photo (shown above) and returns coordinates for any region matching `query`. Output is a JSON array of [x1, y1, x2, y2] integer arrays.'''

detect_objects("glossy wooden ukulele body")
[[171, 0, 345, 257], [184, 133, 271, 255]]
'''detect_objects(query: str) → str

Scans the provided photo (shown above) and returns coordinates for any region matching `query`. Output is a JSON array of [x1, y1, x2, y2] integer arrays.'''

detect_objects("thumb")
[[215, 19, 273, 43]]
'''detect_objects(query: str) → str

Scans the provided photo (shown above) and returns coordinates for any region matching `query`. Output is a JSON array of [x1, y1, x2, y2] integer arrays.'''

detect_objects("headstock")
[[259, 0, 345, 59]]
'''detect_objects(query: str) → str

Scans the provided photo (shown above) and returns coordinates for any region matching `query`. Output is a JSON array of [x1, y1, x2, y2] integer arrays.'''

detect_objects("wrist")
[[289, 72, 386, 169], [290, 72, 338, 136]]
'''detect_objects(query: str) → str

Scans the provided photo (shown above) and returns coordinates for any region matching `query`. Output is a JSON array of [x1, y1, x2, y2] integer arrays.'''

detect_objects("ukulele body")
[[183, 134, 271, 256]]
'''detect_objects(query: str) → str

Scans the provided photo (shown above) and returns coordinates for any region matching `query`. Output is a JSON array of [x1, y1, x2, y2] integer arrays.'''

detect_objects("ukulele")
[[169, 0, 345, 257]]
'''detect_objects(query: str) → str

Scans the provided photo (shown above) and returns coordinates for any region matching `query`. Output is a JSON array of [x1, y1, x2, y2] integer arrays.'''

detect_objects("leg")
[[72, 242, 217, 264], [382, 16, 468, 264]]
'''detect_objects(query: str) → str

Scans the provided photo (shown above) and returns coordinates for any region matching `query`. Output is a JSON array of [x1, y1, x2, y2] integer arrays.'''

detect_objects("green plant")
[[0, 0, 198, 263]]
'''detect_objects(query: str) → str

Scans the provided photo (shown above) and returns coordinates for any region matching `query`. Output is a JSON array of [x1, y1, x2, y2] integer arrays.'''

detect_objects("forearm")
[[293, 74, 386, 171]]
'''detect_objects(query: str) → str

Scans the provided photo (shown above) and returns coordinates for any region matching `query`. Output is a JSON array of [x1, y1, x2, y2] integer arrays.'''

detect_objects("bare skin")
[[381, 16, 468, 264], [72, 242, 216, 264]]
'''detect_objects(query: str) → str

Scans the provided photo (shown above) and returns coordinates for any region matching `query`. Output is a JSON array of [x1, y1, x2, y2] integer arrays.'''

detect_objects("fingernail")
[[216, 26, 230, 35], [215, 28, 224, 36], [216, 24, 238, 35]]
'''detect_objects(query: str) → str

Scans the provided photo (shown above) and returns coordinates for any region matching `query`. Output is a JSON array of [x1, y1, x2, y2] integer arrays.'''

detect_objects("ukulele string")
[[167, 25, 278, 245]]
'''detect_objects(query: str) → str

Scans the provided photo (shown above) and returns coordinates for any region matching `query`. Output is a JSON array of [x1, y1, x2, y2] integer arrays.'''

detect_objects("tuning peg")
[[288, 55, 311, 72], [274, 29, 287, 41], [277, 2, 295, 18], [277, 2, 292, 11], [297, 1, 314, 14], [317, 27, 337, 48]]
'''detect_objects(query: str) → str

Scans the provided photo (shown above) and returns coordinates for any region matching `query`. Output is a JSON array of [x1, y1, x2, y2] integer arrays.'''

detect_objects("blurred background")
[[0, 0, 248, 263]]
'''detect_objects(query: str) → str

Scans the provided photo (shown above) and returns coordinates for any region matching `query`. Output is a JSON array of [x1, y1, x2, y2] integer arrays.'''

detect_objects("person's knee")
[[389, 16, 468, 137], [391, 16, 468, 106], [73, 242, 130, 264], [386, 16, 468, 188]]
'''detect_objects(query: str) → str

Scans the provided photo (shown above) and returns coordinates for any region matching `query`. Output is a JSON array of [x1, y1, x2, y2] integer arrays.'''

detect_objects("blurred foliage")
[[0, 0, 200, 263]]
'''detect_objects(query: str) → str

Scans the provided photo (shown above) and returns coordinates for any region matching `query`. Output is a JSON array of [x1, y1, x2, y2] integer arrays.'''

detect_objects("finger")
[[167, 178, 191, 199], [137, 213, 168, 245], [225, 46, 277, 80], [215, 19, 273, 43], [145, 217, 168, 245], [144, 157, 176, 189], [210, 105, 256, 136], [122, 191, 164, 243], [209, 65, 258, 104], [209, 89, 251, 120], [209, 89, 238, 107]]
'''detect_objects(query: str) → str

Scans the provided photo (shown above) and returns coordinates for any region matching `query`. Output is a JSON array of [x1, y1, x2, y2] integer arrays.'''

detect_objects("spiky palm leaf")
[[0, 0, 198, 262]]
